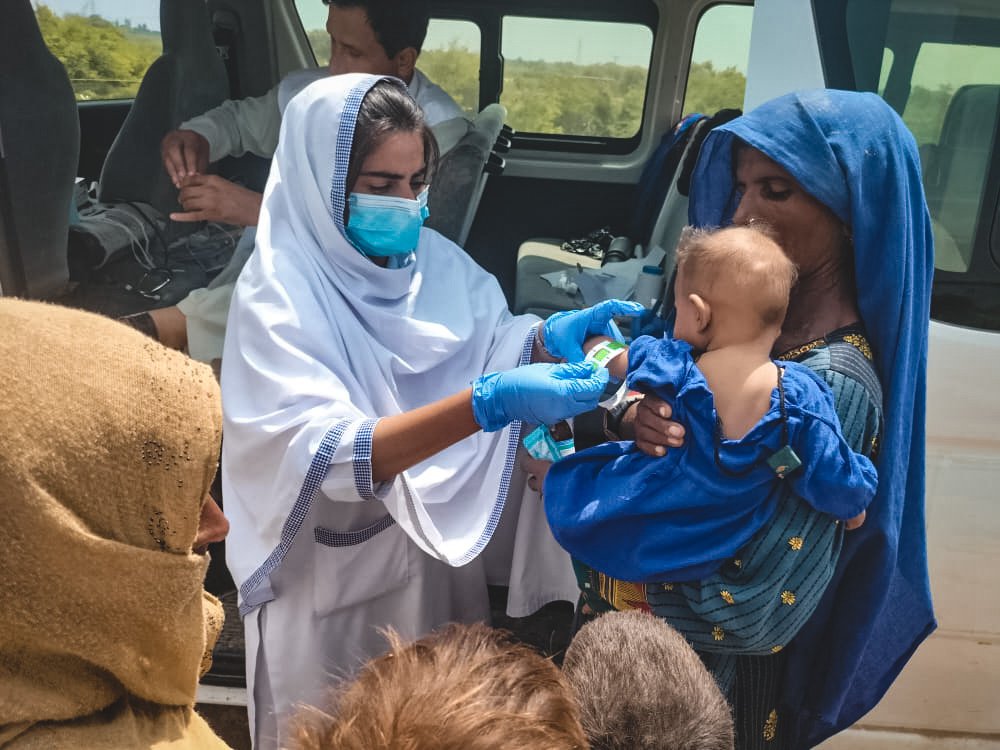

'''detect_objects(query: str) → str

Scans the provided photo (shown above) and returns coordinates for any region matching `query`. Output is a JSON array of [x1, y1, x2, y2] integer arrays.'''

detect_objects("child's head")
[[672, 224, 797, 350], [290, 622, 589, 750], [563, 610, 734, 750]]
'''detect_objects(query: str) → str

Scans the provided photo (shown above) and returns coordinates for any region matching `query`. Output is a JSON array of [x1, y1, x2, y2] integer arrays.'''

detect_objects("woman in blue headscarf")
[[580, 90, 935, 749]]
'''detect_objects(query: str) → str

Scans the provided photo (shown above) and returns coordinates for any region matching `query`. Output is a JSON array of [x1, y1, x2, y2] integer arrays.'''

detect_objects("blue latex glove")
[[471, 361, 610, 432], [542, 299, 645, 362]]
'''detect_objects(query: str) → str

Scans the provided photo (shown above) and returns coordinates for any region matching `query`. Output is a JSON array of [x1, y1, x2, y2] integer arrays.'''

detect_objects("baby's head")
[[672, 224, 797, 350]]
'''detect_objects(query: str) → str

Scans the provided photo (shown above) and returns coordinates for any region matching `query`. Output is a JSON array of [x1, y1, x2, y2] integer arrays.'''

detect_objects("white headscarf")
[[221, 74, 537, 606]]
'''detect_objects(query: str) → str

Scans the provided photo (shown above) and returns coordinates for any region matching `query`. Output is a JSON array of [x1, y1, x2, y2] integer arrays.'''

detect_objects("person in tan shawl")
[[0, 298, 231, 749]]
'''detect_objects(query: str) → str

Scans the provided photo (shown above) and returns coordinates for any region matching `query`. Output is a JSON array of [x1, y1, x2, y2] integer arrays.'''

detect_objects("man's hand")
[[172, 174, 263, 226], [161, 129, 210, 187], [632, 394, 685, 457]]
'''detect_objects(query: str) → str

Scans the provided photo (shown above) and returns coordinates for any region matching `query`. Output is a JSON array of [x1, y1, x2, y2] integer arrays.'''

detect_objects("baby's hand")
[[521, 454, 553, 496], [844, 510, 866, 530]]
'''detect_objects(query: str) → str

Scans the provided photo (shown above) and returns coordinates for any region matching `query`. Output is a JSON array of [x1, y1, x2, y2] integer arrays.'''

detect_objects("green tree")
[[418, 42, 480, 115], [682, 61, 746, 117], [35, 4, 160, 101]]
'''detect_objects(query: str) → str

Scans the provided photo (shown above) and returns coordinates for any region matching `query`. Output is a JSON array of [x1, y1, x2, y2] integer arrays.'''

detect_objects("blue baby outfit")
[[545, 335, 877, 584]]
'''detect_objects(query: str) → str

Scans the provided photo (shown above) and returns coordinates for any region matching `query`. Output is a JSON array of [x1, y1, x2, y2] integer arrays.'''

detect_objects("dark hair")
[[346, 79, 440, 196], [564, 610, 734, 750], [324, 0, 430, 57], [289, 623, 589, 750]]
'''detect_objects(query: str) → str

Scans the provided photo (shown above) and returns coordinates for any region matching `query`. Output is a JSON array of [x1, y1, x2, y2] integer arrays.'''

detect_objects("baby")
[[544, 224, 876, 583]]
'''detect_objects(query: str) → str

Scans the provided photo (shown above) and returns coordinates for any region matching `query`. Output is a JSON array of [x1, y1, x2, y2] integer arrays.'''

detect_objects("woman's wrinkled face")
[[731, 147, 845, 276]]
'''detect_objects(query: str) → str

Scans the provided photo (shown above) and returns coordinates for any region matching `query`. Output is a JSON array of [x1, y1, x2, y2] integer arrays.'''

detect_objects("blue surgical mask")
[[345, 189, 430, 257]]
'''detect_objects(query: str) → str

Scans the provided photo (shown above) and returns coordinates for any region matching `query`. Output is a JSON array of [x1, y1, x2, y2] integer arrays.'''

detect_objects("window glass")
[[499, 16, 653, 138], [828, 0, 1000, 330], [904, 42, 1000, 273], [35, 1, 162, 101], [682, 4, 752, 116], [417, 20, 481, 117]]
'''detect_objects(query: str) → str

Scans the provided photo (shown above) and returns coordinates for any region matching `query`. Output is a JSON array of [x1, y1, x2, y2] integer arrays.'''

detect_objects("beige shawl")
[[0, 299, 229, 749]]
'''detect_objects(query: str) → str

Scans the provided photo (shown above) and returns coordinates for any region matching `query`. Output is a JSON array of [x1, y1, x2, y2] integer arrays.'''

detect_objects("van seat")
[[426, 104, 508, 247], [512, 110, 738, 316]]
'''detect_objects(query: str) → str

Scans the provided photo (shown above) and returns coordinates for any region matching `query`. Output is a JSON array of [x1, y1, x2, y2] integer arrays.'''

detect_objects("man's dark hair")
[[324, 0, 431, 57]]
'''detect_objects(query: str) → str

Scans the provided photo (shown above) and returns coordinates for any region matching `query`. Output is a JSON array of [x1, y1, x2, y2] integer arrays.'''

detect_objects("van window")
[[903, 42, 1000, 274], [35, 2, 162, 101], [819, 0, 1000, 331], [499, 16, 654, 139], [417, 20, 482, 117], [682, 4, 752, 116], [296, 0, 332, 64]]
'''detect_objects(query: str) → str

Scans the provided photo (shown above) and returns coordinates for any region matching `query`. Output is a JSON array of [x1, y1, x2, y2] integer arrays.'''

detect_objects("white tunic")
[[220, 74, 575, 749]]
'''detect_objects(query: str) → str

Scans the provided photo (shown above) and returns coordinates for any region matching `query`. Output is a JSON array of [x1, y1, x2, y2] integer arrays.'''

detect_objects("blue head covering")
[[689, 90, 935, 746]]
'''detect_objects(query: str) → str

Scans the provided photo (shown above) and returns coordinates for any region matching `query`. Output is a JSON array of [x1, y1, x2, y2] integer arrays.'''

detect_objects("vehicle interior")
[[3, 0, 999, 747]]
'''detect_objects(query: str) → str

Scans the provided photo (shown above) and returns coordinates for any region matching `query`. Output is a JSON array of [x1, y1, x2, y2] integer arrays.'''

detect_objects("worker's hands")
[[161, 129, 210, 188], [471, 362, 609, 432], [541, 299, 645, 362], [172, 174, 263, 226]]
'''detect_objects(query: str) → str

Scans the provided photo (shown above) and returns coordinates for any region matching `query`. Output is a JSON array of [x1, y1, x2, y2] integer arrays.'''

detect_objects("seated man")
[[126, 0, 464, 358]]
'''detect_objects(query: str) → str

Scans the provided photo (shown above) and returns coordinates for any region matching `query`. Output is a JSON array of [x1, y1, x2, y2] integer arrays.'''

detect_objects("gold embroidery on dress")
[[771, 645, 784, 653], [597, 573, 649, 612], [732, 558, 742, 568], [720, 590, 735, 605], [788, 536, 804, 551], [763, 709, 778, 741], [712, 626, 725, 641], [777, 338, 824, 361], [663, 582, 674, 591], [841, 333, 874, 360], [781, 590, 797, 606]]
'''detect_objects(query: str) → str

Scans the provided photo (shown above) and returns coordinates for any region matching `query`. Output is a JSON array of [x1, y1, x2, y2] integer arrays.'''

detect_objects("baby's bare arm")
[[582, 334, 628, 381]]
